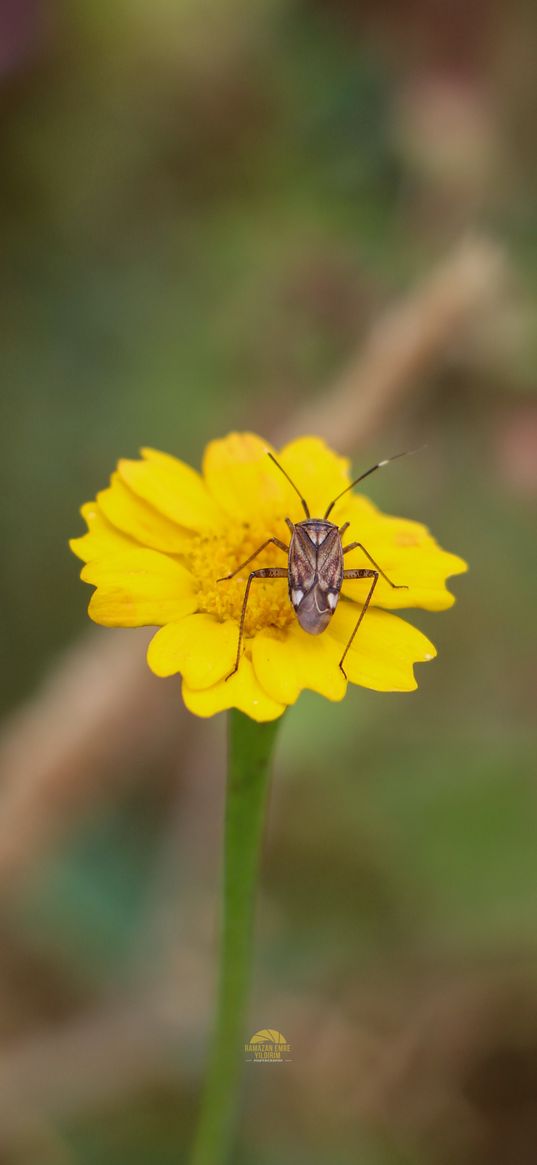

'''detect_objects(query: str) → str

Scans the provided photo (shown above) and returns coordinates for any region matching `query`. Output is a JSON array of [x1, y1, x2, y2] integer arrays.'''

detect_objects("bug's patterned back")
[[288, 520, 343, 634]]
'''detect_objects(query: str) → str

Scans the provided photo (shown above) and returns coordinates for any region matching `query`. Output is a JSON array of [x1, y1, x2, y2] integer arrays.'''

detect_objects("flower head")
[[70, 433, 467, 721]]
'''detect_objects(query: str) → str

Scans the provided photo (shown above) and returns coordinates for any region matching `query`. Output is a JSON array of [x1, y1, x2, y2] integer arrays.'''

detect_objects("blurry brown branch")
[[0, 629, 188, 886], [0, 235, 507, 888], [277, 235, 506, 450]]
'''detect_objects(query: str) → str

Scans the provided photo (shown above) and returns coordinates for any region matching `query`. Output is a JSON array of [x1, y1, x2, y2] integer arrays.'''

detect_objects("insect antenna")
[[267, 452, 310, 518], [324, 447, 424, 519]]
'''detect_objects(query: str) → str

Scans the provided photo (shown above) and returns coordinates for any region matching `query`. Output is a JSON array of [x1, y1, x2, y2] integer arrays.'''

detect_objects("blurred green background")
[[0, 2, 536, 1163]]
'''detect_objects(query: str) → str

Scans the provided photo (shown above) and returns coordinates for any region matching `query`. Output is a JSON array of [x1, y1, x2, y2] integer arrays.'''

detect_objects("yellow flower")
[[70, 433, 467, 722]]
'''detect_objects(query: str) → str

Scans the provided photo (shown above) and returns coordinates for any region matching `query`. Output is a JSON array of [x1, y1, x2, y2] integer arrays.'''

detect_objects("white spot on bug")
[[327, 592, 338, 609], [292, 589, 304, 607]]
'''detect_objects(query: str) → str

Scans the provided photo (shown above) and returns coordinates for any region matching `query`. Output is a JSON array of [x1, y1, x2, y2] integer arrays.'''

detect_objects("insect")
[[218, 451, 411, 680]]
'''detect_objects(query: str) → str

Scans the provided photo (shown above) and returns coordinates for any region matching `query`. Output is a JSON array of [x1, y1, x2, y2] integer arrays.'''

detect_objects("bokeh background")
[[1, 2, 536, 1163]]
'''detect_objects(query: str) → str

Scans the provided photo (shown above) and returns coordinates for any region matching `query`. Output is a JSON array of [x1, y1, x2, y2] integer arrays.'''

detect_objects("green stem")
[[190, 709, 283, 1165]]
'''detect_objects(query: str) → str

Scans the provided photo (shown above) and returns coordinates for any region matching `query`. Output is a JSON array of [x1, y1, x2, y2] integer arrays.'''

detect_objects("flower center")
[[187, 520, 293, 637]]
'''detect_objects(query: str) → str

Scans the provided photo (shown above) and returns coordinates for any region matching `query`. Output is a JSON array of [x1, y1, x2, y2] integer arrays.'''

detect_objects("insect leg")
[[217, 538, 288, 582], [338, 568, 378, 679], [342, 541, 407, 589], [226, 567, 288, 681]]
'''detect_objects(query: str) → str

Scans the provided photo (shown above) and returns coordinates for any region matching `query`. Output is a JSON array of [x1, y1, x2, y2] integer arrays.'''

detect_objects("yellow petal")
[[327, 600, 437, 692], [147, 614, 238, 688], [342, 498, 468, 611], [69, 502, 135, 563], [252, 624, 347, 706], [118, 448, 221, 531], [81, 548, 197, 627], [97, 474, 193, 554], [182, 657, 285, 722], [277, 436, 351, 520], [202, 432, 297, 523]]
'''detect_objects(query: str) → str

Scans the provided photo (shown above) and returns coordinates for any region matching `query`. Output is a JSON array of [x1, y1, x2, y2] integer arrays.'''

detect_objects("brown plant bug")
[[218, 450, 415, 681]]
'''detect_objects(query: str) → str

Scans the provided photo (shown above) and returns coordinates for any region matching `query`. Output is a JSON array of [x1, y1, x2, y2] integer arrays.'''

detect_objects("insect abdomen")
[[294, 582, 338, 634]]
